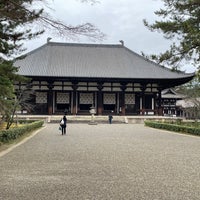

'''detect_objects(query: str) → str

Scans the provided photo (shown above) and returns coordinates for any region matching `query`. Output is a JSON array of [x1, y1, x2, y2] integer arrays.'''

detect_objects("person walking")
[[108, 111, 113, 124], [60, 115, 67, 135]]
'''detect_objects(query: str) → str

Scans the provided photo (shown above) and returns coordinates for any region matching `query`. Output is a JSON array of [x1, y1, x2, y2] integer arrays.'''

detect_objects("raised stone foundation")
[[15, 115, 181, 124]]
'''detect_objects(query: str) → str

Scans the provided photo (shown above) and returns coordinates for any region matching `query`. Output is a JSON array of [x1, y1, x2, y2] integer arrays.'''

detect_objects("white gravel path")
[[0, 124, 200, 200]]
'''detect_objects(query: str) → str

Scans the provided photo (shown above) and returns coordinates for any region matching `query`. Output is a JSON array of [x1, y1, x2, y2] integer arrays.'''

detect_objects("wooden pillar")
[[120, 91, 125, 115], [153, 93, 157, 115], [97, 82, 103, 115], [72, 82, 78, 115], [47, 81, 54, 115], [47, 90, 53, 115], [141, 92, 145, 115], [97, 91, 103, 115], [158, 89, 163, 116], [140, 84, 146, 115], [120, 83, 127, 116]]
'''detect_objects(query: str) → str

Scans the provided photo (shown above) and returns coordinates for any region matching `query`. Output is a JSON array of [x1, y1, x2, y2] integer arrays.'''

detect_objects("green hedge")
[[144, 120, 200, 136], [0, 121, 44, 144], [14, 120, 38, 124]]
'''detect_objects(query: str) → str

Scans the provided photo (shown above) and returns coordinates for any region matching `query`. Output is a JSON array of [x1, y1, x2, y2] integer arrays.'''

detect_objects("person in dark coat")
[[60, 115, 67, 135], [108, 111, 113, 124]]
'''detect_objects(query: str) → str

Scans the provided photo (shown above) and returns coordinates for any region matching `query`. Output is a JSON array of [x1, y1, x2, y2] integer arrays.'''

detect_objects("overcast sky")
[[23, 0, 195, 73]]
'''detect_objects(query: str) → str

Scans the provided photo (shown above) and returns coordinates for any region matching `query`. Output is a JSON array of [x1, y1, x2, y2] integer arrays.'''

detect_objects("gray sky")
[[24, 0, 195, 73]]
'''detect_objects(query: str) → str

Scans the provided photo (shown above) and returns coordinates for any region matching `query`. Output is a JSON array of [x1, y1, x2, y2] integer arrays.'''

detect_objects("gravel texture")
[[0, 123, 200, 200]]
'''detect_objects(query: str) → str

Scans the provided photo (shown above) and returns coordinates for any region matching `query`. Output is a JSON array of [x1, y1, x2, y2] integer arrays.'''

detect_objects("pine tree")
[[0, 0, 103, 127], [0, 0, 44, 123], [144, 0, 200, 70], [0, 60, 24, 120], [0, 0, 44, 58]]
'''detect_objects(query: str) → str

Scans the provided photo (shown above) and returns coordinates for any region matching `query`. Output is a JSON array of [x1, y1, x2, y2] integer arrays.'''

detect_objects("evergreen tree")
[[0, 60, 24, 124], [0, 0, 103, 128], [144, 0, 200, 70], [0, 61, 15, 116], [0, 0, 45, 58], [0, 0, 42, 125]]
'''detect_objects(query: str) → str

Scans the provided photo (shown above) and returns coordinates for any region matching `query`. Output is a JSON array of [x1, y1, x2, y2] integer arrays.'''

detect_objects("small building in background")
[[161, 88, 185, 117], [176, 98, 200, 119]]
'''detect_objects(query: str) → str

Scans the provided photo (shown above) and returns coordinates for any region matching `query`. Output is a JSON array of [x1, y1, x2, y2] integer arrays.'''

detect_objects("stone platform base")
[[15, 115, 181, 124]]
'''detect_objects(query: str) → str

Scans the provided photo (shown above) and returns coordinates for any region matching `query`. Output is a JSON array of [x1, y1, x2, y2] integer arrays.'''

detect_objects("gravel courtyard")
[[0, 123, 200, 200]]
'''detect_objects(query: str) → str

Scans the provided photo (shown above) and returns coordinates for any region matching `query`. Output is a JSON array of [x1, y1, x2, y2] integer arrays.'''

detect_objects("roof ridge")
[[47, 41, 123, 48], [16, 42, 123, 59]]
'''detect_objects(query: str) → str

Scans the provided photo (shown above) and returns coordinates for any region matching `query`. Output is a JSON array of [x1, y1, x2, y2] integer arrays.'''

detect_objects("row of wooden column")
[[46, 82, 163, 116]]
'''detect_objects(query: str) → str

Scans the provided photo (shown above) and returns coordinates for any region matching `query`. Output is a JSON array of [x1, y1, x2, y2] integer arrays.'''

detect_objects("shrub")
[[144, 120, 200, 136], [0, 121, 44, 144]]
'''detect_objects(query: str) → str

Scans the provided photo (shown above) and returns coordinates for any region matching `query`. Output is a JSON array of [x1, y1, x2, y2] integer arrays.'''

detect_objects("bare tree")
[[0, 0, 105, 58]]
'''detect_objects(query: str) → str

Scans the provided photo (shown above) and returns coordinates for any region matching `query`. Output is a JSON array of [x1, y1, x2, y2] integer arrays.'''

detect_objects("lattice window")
[[36, 92, 47, 103], [125, 94, 135, 104], [57, 92, 69, 104], [104, 94, 116, 104], [80, 93, 93, 104]]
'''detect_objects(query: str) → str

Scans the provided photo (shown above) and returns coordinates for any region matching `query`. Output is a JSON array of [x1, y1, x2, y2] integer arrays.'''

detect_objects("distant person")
[[64, 109, 68, 115], [108, 111, 113, 124], [60, 115, 67, 135]]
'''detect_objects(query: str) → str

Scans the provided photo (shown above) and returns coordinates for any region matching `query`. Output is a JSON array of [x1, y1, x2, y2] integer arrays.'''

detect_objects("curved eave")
[[23, 73, 195, 86], [157, 74, 195, 89]]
